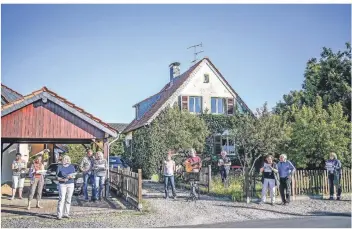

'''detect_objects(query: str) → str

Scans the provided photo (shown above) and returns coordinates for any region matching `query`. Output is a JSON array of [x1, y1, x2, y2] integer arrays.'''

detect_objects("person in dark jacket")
[[325, 152, 342, 200], [277, 154, 295, 205]]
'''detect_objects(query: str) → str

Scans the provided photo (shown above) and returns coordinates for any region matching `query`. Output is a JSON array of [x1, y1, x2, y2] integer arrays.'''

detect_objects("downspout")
[[106, 133, 120, 197]]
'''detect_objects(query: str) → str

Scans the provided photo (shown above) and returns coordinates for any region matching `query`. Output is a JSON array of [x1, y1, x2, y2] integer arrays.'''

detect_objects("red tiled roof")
[[123, 57, 253, 134], [1, 86, 117, 134], [123, 59, 203, 133]]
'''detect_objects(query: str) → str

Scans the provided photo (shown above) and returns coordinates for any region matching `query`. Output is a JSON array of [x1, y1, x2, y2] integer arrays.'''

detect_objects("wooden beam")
[[2, 143, 14, 153]]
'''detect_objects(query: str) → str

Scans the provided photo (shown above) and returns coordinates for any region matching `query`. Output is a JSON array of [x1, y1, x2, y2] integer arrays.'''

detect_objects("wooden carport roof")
[[1, 86, 117, 145]]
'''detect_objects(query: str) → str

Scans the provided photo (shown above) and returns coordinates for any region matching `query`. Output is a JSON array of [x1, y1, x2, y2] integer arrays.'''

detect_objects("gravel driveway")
[[2, 181, 351, 228]]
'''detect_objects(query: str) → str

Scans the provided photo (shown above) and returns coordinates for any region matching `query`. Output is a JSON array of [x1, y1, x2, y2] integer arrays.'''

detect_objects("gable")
[[180, 61, 235, 98], [2, 100, 105, 139], [2, 87, 117, 138]]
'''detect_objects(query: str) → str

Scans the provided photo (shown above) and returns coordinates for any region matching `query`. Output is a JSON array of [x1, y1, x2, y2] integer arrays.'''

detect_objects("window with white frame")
[[214, 134, 236, 155], [189, 96, 202, 113], [211, 97, 226, 114]]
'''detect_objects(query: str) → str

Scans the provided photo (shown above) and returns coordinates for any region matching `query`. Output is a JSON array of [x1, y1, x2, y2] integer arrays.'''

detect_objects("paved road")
[[176, 216, 352, 228]]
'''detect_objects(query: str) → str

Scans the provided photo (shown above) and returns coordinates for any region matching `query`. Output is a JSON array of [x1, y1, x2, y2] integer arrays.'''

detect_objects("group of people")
[[259, 152, 343, 205], [162, 148, 202, 199], [9, 149, 108, 220], [162, 149, 343, 204]]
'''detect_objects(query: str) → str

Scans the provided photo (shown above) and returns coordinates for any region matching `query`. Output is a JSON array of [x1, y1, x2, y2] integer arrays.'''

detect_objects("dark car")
[[109, 156, 129, 169], [43, 163, 84, 196]]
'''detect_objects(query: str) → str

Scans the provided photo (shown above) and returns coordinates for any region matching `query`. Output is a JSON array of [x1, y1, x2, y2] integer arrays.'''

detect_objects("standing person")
[[277, 154, 296, 205], [57, 153, 63, 164], [163, 152, 177, 200], [94, 151, 108, 201], [325, 152, 342, 200], [56, 155, 76, 220], [184, 149, 202, 172], [218, 151, 231, 184], [183, 149, 202, 197], [27, 155, 45, 210], [260, 155, 279, 205], [9, 153, 27, 200], [80, 149, 96, 201]]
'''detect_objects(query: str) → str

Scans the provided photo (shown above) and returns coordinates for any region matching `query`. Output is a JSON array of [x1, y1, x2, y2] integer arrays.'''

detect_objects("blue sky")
[[2, 4, 351, 123]]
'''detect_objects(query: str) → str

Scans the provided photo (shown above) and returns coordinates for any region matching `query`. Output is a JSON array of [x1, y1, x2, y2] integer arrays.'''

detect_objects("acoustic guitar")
[[184, 157, 211, 173], [185, 161, 201, 173]]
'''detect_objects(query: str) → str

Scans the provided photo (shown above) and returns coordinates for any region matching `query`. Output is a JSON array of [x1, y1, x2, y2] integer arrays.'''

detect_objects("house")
[[108, 123, 129, 134], [122, 57, 252, 156]]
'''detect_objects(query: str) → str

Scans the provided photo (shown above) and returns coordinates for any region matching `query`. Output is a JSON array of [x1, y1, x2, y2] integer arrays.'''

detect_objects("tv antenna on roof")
[[187, 43, 204, 64]]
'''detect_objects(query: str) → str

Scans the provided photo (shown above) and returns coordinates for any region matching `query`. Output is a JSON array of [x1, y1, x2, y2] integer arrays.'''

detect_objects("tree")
[[131, 105, 210, 178], [109, 135, 126, 156], [229, 103, 288, 201], [66, 144, 87, 164], [275, 43, 351, 120], [285, 96, 351, 168], [230, 103, 287, 174]]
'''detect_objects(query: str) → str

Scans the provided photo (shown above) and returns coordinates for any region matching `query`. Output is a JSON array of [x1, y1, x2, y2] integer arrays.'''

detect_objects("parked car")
[[43, 163, 84, 196], [109, 156, 129, 169]]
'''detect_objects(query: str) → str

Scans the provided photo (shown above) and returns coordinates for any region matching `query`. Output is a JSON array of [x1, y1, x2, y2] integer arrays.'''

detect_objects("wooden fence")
[[109, 168, 143, 210], [291, 169, 352, 196], [189, 168, 351, 198]]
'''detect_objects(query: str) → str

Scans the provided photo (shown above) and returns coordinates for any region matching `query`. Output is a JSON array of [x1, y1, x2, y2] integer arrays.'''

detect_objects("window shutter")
[[227, 98, 234, 115], [181, 96, 189, 111]]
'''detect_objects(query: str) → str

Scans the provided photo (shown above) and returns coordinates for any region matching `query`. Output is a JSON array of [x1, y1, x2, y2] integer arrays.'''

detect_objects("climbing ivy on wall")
[[131, 105, 209, 178], [199, 114, 235, 159]]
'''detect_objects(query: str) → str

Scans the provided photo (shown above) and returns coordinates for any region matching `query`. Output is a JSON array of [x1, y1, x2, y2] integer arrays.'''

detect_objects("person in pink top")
[[163, 152, 177, 199]]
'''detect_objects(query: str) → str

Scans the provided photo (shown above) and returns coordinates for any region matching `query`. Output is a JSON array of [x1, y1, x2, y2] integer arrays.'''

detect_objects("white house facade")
[[123, 58, 252, 155]]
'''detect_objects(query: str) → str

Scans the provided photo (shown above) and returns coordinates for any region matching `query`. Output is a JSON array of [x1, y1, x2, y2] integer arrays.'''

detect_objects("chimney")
[[169, 62, 181, 82]]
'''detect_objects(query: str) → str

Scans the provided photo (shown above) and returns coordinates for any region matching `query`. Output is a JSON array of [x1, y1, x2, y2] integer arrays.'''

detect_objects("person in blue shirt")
[[56, 155, 76, 220], [325, 152, 342, 200], [277, 154, 295, 205]]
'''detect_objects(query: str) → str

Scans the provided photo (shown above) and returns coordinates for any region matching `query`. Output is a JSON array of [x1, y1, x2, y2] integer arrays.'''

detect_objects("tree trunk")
[[244, 167, 250, 203]]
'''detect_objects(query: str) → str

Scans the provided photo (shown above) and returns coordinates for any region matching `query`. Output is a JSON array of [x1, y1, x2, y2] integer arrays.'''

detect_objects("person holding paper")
[[56, 155, 76, 220], [80, 149, 96, 201], [27, 155, 45, 210], [325, 152, 342, 200], [94, 151, 108, 201], [9, 153, 27, 200]]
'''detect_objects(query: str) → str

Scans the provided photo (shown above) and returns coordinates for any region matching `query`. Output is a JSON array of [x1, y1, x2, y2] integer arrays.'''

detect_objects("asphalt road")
[[176, 216, 352, 228]]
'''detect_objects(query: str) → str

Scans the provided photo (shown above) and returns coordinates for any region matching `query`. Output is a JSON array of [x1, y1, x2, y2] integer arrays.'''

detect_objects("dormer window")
[[204, 73, 209, 83]]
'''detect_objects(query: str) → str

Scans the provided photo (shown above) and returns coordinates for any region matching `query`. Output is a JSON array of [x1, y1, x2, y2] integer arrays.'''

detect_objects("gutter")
[[105, 133, 120, 197]]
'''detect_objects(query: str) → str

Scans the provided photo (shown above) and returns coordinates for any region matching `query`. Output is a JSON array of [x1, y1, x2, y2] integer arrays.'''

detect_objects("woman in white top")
[[9, 153, 27, 200], [163, 152, 177, 199]]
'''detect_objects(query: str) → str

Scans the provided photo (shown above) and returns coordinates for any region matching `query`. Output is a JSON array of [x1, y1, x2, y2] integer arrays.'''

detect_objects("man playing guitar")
[[184, 149, 202, 172], [183, 149, 202, 200]]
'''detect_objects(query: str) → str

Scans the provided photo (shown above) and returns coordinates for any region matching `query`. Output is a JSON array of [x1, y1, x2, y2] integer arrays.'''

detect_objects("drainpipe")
[[105, 134, 120, 197]]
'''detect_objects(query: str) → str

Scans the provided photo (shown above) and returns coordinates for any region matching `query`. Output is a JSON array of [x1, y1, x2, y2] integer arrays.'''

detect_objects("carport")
[[1, 86, 118, 195]]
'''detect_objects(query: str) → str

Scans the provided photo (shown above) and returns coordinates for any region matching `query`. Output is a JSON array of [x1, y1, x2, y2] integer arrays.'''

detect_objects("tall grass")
[[209, 175, 245, 201]]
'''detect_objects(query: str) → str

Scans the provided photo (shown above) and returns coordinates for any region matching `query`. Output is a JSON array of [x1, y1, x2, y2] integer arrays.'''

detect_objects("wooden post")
[[104, 140, 109, 198], [208, 165, 212, 193], [292, 172, 296, 200], [138, 169, 143, 210]]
